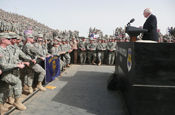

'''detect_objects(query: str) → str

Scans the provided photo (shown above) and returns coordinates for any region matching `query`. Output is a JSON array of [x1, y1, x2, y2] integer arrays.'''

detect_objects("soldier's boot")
[[7, 96, 15, 105], [23, 85, 28, 91], [92, 61, 96, 65], [37, 81, 46, 91], [28, 87, 33, 94], [98, 62, 101, 66], [13, 98, 26, 110], [66, 64, 70, 67]]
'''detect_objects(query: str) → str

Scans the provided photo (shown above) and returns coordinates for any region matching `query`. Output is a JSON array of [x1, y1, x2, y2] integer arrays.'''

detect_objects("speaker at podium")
[[125, 19, 147, 42]]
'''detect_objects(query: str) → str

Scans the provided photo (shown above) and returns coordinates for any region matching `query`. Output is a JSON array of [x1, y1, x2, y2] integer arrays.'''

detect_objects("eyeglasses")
[[6, 38, 11, 40]]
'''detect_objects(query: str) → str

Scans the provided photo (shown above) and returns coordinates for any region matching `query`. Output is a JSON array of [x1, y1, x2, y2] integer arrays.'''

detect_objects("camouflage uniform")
[[78, 40, 87, 64], [0, 45, 22, 100], [50, 42, 63, 70], [7, 44, 31, 97], [42, 42, 50, 56], [60, 43, 66, 66], [107, 39, 116, 65], [97, 39, 106, 63], [22, 42, 45, 87], [0, 38, 10, 103], [65, 40, 71, 65], [17, 42, 24, 50], [57, 43, 66, 68], [34, 42, 45, 57], [0, 81, 10, 104], [86, 39, 97, 64]]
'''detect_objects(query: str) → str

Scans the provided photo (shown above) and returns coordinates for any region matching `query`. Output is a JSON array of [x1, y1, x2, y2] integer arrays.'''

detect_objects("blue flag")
[[91, 34, 94, 39], [45, 55, 60, 82]]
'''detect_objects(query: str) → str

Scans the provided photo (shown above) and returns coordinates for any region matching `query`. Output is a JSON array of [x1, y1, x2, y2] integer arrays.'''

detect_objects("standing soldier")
[[50, 41, 63, 75], [78, 37, 87, 64], [16, 36, 24, 50], [107, 37, 116, 65], [2, 19, 7, 32], [58, 39, 66, 70], [87, 39, 97, 65], [106, 37, 112, 64], [65, 39, 72, 66], [42, 37, 51, 57], [97, 38, 106, 66], [6, 19, 11, 32], [70, 37, 78, 64], [34, 34, 50, 58], [62, 39, 71, 67]]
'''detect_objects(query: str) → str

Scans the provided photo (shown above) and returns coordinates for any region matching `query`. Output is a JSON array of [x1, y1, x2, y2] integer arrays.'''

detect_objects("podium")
[[115, 42, 175, 115], [125, 26, 147, 42]]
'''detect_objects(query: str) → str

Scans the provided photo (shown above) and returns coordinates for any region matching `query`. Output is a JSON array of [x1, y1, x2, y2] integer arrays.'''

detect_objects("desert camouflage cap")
[[111, 37, 114, 40], [25, 34, 34, 38], [102, 38, 105, 41], [90, 38, 95, 41], [58, 39, 62, 42], [9, 33, 17, 38], [62, 39, 66, 42], [17, 35, 21, 40], [53, 36, 59, 41], [0, 33, 11, 39], [79, 36, 85, 39], [53, 41, 58, 45], [37, 34, 43, 38], [43, 37, 48, 40]]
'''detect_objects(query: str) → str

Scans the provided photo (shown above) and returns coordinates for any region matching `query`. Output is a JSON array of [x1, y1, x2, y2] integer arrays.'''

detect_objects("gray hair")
[[145, 8, 152, 14]]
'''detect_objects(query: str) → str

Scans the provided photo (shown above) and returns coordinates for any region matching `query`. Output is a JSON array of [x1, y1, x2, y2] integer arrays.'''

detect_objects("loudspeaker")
[[107, 73, 119, 90]]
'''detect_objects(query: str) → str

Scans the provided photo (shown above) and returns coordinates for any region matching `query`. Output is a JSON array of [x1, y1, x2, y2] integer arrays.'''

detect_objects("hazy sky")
[[0, 0, 175, 36]]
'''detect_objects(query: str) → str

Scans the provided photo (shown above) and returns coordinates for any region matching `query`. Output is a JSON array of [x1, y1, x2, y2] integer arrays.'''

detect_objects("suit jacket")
[[142, 14, 158, 41]]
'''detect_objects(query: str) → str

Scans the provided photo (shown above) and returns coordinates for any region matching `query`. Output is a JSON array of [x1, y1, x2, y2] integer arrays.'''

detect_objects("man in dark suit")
[[142, 8, 158, 41]]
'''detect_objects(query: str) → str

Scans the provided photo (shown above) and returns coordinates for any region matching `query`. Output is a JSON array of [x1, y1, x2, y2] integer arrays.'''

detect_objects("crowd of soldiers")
[[0, 9, 79, 41], [88, 27, 103, 39], [114, 27, 175, 43], [0, 10, 117, 114], [0, 32, 117, 114]]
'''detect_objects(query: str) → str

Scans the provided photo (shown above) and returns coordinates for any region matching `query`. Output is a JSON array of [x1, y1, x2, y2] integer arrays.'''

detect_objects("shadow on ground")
[[52, 71, 124, 115]]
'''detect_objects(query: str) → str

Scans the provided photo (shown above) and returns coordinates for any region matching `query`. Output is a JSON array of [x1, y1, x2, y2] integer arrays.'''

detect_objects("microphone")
[[130, 18, 135, 23], [127, 18, 135, 26]]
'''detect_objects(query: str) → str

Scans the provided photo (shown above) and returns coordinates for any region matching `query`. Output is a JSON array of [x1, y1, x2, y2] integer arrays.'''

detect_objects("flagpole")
[[44, 47, 47, 84]]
